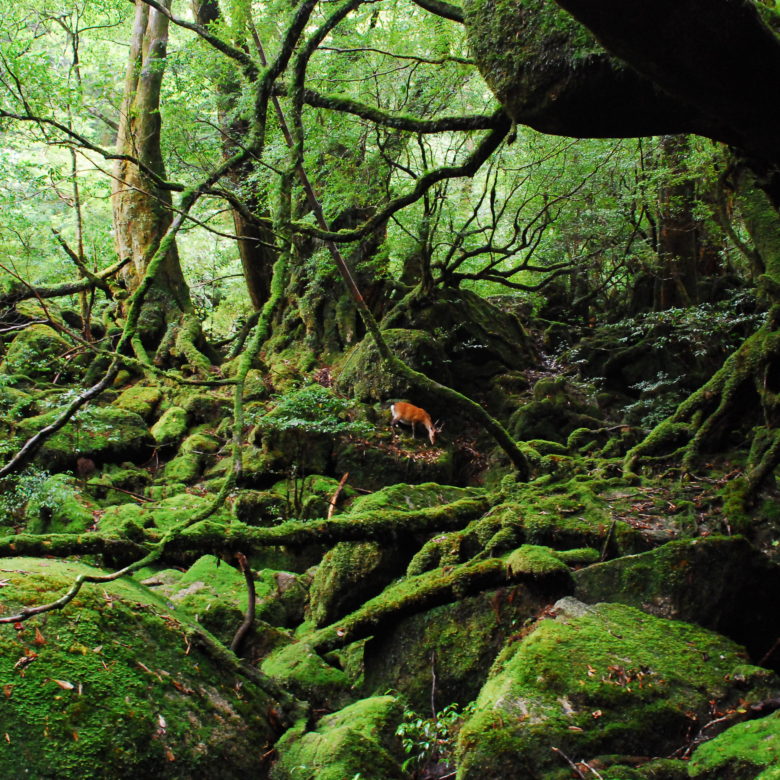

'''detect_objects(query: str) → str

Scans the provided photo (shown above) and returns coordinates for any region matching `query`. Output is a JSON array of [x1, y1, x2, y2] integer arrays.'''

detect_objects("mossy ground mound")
[[0, 558, 277, 779]]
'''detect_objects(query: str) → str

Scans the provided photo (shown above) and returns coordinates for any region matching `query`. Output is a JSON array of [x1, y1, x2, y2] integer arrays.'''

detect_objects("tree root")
[[624, 310, 780, 496]]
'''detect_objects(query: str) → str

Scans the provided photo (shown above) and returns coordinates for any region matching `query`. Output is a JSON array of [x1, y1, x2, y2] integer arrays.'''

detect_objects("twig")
[[230, 553, 256, 656], [327, 472, 349, 519], [551, 747, 587, 779]]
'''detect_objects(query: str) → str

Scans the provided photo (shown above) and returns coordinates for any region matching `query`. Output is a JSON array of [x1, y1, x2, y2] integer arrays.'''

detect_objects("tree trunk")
[[112, 0, 196, 353], [192, 0, 277, 310]]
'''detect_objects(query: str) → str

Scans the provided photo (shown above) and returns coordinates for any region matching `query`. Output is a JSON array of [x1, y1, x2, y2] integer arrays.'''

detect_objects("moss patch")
[[270, 696, 404, 779], [689, 710, 780, 779], [0, 557, 276, 779]]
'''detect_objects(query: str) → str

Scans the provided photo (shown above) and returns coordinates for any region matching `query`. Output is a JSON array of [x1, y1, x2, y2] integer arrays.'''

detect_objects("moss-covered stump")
[[270, 696, 405, 780], [455, 598, 780, 779], [17, 405, 152, 470], [114, 384, 163, 421], [335, 327, 453, 404], [362, 584, 557, 712], [688, 709, 780, 779], [574, 536, 780, 670], [0, 324, 75, 382], [0, 557, 279, 779]]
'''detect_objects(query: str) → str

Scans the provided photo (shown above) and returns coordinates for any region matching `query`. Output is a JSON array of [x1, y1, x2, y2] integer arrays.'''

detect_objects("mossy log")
[[309, 547, 574, 654]]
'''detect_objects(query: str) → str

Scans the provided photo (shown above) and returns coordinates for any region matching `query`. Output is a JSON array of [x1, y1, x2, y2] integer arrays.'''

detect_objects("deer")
[[389, 401, 443, 445]]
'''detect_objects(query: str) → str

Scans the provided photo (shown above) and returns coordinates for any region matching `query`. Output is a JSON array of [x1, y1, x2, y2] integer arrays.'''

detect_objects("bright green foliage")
[[396, 701, 474, 773], [262, 384, 372, 438]]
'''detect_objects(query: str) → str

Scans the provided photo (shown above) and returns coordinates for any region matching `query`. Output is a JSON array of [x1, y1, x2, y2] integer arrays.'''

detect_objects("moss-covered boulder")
[[335, 327, 452, 404], [455, 598, 780, 778], [114, 384, 163, 421], [261, 640, 352, 709], [463, 0, 695, 139], [362, 584, 557, 712], [309, 540, 404, 628], [150, 405, 188, 446], [688, 709, 780, 779], [17, 405, 152, 470], [574, 536, 780, 669], [0, 324, 73, 382], [270, 696, 405, 780], [0, 557, 279, 778]]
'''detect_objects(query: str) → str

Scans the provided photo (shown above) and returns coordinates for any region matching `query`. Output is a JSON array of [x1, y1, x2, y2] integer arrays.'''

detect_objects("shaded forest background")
[[0, 1, 779, 778]]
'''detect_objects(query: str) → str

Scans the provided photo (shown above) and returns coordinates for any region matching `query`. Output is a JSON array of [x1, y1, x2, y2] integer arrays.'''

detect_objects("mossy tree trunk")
[[191, 0, 277, 311], [112, 0, 208, 369]]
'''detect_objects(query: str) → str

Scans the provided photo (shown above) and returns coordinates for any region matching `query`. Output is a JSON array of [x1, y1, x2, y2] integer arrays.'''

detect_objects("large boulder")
[[455, 598, 780, 778], [574, 536, 780, 670], [0, 557, 281, 778]]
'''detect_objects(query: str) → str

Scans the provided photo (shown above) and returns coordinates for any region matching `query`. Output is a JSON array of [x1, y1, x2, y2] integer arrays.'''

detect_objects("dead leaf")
[[33, 628, 46, 646], [52, 679, 75, 691]]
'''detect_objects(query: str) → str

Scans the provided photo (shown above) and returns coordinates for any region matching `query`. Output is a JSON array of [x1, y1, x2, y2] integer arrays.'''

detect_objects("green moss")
[[17, 405, 152, 469], [0, 557, 276, 778], [310, 540, 400, 627], [689, 710, 780, 778], [150, 405, 188, 446], [456, 599, 780, 778], [163, 453, 203, 484], [114, 385, 162, 420], [505, 544, 570, 578], [271, 696, 404, 779], [0, 324, 73, 382], [261, 641, 352, 707]]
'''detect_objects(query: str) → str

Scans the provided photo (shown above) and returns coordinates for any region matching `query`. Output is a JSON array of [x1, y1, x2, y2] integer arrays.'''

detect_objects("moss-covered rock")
[[270, 696, 405, 779], [163, 453, 203, 484], [0, 383, 34, 415], [335, 327, 452, 404], [261, 641, 352, 709], [17, 405, 152, 470], [574, 536, 780, 669], [309, 540, 406, 628], [114, 384, 163, 421], [0, 324, 74, 382], [463, 0, 693, 138], [455, 598, 780, 778], [150, 405, 188, 446], [362, 584, 555, 712], [87, 464, 152, 506], [0, 557, 278, 778], [688, 709, 780, 779]]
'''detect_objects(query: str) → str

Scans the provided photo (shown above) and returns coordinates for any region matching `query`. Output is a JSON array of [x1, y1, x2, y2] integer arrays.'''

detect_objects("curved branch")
[[296, 87, 502, 132], [0, 257, 129, 307], [291, 119, 511, 242], [409, 0, 463, 24]]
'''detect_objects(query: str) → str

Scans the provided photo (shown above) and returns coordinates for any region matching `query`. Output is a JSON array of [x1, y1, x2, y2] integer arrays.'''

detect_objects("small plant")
[[0, 466, 57, 522], [396, 702, 474, 776]]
